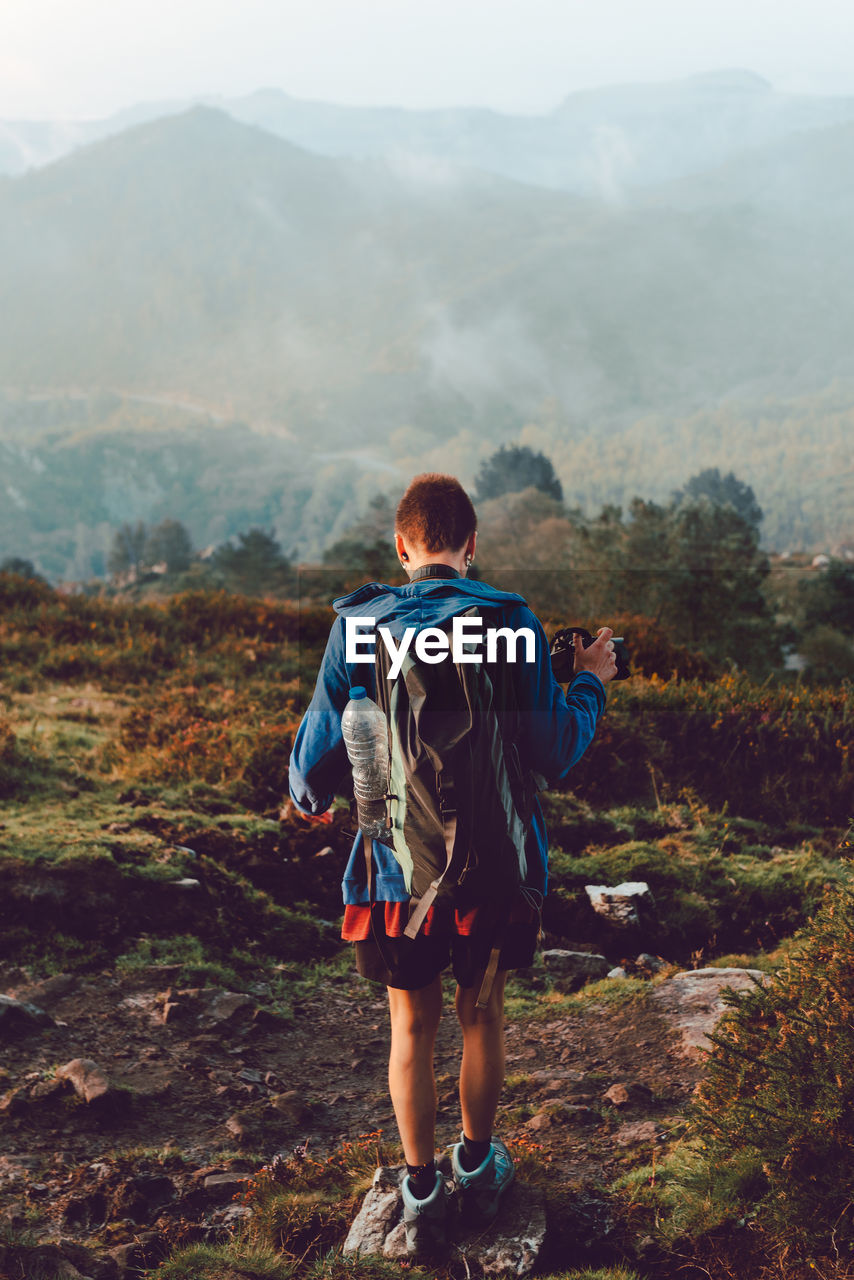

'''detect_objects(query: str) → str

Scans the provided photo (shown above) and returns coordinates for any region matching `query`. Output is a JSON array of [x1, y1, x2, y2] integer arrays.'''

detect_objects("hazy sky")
[[3, 0, 854, 119]]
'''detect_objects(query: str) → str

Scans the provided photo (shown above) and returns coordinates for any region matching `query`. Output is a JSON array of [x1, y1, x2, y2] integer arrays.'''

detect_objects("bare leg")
[[456, 971, 507, 1142], [387, 977, 443, 1166]]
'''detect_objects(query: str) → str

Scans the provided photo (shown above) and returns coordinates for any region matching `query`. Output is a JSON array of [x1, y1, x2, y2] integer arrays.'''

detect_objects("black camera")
[[549, 626, 631, 683]]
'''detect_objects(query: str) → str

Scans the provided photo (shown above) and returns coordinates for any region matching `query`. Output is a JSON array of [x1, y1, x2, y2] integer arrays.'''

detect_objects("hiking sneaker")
[[401, 1169, 449, 1258], [451, 1136, 515, 1226]]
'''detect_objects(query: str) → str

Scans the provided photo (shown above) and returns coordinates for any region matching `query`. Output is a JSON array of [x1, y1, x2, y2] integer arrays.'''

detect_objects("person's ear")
[[395, 532, 409, 564]]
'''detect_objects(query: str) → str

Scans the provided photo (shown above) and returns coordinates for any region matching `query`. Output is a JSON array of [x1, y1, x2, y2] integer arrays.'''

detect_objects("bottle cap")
[[349, 686, 367, 700]]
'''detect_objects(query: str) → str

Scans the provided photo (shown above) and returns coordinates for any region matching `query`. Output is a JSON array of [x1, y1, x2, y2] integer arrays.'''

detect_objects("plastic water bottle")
[[341, 686, 389, 841]]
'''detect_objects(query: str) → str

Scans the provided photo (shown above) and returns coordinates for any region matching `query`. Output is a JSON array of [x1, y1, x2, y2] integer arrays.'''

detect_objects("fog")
[[4, 0, 854, 119]]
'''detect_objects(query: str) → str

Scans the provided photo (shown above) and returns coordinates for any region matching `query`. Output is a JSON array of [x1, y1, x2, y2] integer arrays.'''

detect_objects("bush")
[[692, 881, 854, 1251], [568, 674, 854, 825]]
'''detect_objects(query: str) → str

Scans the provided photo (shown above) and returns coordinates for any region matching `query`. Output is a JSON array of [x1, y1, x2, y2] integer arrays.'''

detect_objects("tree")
[[664, 496, 774, 667], [107, 522, 148, 579], [0, 557, 45, 582], [144, 519, 194, 575], [474, 446, 563, 503], [322, 494, 400, 585], [213, 528, 292, 595], [676, 468, 763, 532], [802, 560, 854, 637]]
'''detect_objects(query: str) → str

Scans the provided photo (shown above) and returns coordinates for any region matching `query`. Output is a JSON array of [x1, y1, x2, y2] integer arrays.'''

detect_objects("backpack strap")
[[476, 943, 502, 1009], [403, 772, 459, 939]]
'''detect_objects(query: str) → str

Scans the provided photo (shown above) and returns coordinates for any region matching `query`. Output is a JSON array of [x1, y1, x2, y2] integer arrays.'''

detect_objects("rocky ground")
[[0, 952, 747, 1279]]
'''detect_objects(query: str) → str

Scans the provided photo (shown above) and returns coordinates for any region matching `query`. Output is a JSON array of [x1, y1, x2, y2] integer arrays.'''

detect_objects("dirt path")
[[0, 962, 703, 1272]]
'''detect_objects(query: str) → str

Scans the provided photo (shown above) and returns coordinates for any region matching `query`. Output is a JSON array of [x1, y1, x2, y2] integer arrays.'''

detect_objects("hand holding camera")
[[549, 626, 630, 684]]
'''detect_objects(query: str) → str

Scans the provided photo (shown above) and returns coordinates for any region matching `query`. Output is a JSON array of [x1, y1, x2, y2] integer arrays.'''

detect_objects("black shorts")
[[354, 905, 539, 991]]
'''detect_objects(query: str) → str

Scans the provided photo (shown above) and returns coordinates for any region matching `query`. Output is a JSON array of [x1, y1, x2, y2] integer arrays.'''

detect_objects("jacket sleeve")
[[507, 604, 607, 783], [288, 616, 355, 815]]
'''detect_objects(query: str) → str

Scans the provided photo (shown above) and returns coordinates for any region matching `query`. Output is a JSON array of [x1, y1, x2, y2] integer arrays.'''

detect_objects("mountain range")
[[3, 70, 854, 197], [0, 76, 852, 576]]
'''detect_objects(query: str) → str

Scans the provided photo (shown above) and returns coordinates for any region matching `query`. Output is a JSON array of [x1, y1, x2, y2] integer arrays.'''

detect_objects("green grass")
[[544, 823, 844, 962], [505, 969, 651, 1022], [538, 1270, 642, 1280], [611, 1137, 767, 1244], [150, 1241, 295, 1279]]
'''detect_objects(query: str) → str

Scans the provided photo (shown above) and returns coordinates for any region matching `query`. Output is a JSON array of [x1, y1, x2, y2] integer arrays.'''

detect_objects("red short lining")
[[341, 902, 478, 941], [341, 899, 536, 942]]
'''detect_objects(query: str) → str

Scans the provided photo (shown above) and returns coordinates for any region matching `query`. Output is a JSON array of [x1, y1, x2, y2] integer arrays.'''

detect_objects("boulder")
[[650, 966, 767, 1058]]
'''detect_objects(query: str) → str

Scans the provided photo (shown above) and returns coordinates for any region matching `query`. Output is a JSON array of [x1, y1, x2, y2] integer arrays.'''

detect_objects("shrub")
[[568, 674, 854, 825], [691, 881, 854, 1251]]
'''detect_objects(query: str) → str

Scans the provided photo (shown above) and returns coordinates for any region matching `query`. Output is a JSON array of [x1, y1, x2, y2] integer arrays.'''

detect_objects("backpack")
[[371, 606, 535, 954]]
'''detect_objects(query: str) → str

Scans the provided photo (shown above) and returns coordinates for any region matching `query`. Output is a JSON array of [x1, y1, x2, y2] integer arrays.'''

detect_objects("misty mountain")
[[1, 105, 851, 426], [1, 104, 852, 575], [646, 116, 854, 216], [2, 71, 854, 199]]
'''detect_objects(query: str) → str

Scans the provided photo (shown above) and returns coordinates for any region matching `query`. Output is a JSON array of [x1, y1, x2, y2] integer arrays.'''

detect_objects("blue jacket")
[[288, 576, 606, 906]]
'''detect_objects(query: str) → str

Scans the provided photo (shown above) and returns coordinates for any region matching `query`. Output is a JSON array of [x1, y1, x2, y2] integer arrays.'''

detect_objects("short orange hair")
[[395, 473, 477, 553]]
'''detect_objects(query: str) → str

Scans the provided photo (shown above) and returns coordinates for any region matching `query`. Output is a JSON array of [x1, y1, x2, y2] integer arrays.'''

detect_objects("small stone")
[[56, 1059, 112, 1105], [585, 881, 656, 928], [204, 1172, 251, 1200], [270, 1090, 307, 1125], [602, 1081, 653, 1109], [607, 966, 628, 979], [221, 1204, 252, 1229], [225, 1114, 247, 1142], [616, 1120, 661, 1146], [561, 1105, 600, 1126], [0, 994, 54, 1035], [208, 992, 255, 1025]]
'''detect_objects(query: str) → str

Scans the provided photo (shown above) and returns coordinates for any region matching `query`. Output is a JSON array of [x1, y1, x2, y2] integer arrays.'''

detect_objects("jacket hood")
[[332, 578, 526, 639]]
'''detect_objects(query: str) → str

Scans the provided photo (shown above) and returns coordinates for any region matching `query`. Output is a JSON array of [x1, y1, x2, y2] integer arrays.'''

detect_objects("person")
[[288, 473, 616, 1256]]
